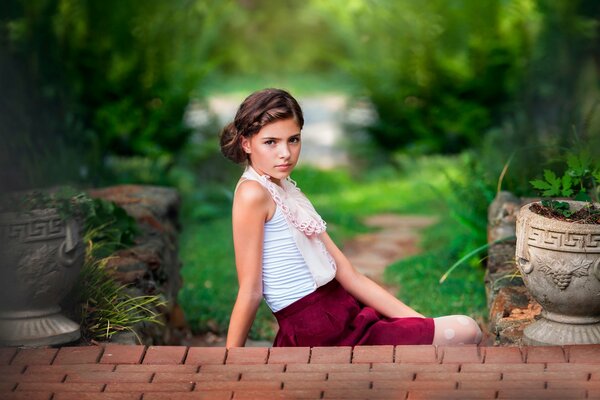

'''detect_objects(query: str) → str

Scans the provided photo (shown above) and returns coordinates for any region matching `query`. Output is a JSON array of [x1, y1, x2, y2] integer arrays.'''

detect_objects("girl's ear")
[[241, 136, 251, 154]]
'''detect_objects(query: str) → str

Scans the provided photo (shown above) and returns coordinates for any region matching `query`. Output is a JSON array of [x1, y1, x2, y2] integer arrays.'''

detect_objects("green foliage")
[[72, 249, 166, 342]]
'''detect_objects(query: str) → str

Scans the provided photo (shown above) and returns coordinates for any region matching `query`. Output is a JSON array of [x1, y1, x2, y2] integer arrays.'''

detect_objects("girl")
[[220, 88, 482, 348]]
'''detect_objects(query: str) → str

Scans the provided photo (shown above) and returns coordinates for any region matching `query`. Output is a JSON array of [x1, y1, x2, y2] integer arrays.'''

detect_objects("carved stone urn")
[[0, 208, 84, 346], [516, 201, 600, 345]]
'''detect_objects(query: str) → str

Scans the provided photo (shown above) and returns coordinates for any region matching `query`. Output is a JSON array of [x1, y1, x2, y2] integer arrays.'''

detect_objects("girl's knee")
[[432, 315, 482, 345]]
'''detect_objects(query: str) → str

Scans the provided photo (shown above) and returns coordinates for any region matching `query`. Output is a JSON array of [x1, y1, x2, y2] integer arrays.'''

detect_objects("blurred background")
[[1, 0, 599, 342]]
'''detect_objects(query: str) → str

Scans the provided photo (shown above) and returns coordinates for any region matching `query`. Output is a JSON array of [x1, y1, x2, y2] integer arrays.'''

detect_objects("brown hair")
[[219, 88, 304, 164]]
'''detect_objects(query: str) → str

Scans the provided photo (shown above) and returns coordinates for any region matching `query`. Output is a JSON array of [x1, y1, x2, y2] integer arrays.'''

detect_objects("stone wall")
[[88, 185, 188, 345], [486, 192, 541, 345]]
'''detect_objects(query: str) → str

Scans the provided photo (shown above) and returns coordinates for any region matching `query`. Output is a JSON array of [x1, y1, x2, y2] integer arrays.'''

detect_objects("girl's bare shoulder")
[[234, 179, 271, 210]]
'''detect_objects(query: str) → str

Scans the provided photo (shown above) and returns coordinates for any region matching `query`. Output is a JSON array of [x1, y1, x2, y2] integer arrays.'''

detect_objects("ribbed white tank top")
[[262, 206, 317, 312]]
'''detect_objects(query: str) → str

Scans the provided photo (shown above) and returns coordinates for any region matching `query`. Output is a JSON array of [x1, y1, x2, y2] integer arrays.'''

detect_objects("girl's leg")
[[432, 315, 482, 345]]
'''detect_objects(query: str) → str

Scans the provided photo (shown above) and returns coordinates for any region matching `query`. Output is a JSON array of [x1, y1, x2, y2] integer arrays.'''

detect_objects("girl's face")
[[241, 118, 301, 186]]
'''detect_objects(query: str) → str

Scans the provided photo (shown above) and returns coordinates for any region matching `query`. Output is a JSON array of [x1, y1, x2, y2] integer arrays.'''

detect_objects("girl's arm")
[[319, 231, 425, 318], [225, 181, 272, 348]]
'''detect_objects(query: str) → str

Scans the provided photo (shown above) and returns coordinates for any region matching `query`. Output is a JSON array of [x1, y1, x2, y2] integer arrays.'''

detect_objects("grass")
[[178, 152, 491, 341]]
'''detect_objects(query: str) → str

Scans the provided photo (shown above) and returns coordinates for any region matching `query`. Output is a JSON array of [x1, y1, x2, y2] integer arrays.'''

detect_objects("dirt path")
[[343, 214, 437, 291]]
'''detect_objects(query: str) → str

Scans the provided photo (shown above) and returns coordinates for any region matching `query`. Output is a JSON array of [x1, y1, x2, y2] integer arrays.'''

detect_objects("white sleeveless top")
[[262, 206, 316, 312]]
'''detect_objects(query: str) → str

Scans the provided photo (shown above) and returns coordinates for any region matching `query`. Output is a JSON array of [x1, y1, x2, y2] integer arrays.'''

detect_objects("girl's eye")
[[290, 136, 301, 143], [264, 140, 275, 145]]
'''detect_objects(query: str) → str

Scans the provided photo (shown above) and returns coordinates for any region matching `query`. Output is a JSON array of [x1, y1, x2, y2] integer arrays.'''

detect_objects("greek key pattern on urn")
[[528, 227, 600, 253], [1, 217, 65, 243]]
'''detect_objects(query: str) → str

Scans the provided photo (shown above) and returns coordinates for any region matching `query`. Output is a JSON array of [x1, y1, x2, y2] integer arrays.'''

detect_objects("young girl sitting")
[[219, 88, 483, 348]]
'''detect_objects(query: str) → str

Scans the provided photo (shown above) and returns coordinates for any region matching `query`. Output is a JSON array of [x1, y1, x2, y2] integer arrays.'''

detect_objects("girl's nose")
[[279, 144, 290, 158]]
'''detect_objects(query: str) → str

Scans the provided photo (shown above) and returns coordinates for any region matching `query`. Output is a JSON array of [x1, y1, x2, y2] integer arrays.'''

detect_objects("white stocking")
[[432, 315, 482, 345]]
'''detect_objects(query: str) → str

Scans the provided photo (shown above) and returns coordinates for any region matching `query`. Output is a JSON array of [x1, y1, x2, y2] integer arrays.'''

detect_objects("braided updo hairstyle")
[[219, 88, 304, 164]]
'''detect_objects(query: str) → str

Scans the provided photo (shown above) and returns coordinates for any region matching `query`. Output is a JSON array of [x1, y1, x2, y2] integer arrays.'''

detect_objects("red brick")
[[15, 382, 103, 392], [589, 389, 600, 399], [0, 347, 18, 365], [267, 347, 310, 364], [0, 393, 52, 400], [286, 363, 369, 373], [195, 380, 281, 390], [374, 380, 456, 390], [226, 347, 268, 365], [142, 346, 187, 365], [352, 345, 393, 364], [502, 371, 588, 380], [525, 346, 566, 363], [26, 364, 115, 374], [144, 392, 231, 400], [115, 364, 197, 373], [376, 362, 457, 372], [0, 365, 25, 374], [54, 346, 103, 365], [53, 394, 142, 400], [483, 346, 523, 363], [185, 347, 226, 365], [566, 344, 600, 363], [407, 389, 497, 399], [323, 389, 404, 399], [0, 372, 65, 383], [105, 382, 193, 392], [153, 372, 240, 383], [100, 345, 145, 365], [498, 388, 586, 398], [328, 371, 414, 381], [418, 371, 500, 381], [310, 347, 352, 364], [547, 381, 600, 389], [592, 372, 600, 380], [286, 380, 369, 390], [440, 345, 482, 364], [546, 363, 596, 372], [201, 364, 284, 373], [241, 372, 325, 381], [12, 348, 57, 366], [66, 372, 152, 383], [235, 390, 322, 400], [395, 345, 438, 364], [460, 380, 545, 390], [0, 382, 16, 391], [461, 363, 544, 373]]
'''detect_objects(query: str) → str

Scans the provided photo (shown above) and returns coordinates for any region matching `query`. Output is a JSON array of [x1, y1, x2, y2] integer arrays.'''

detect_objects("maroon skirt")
[[273, 279, 435, 347]]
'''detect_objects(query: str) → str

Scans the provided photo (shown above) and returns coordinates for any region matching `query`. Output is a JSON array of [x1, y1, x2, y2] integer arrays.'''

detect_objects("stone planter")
[[0, 209, 84, 346], [515, 201, 600, 345]]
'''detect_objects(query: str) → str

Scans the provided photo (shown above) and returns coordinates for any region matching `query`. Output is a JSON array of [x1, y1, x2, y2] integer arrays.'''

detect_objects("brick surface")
[[0, 372, 65, 383], [201, 364, 284, 373], [0, 365, 26, 374], [235, 390, 322, 400], [185, 347, 226, 365], [286, 363, 369, 372], [105, 382, 193, 392], [240, 372, 326, 381], [525, 346, 566, 363], [310, 347, 352, 364], [226, 347, 268, 365], [0, 382, 16, 391], [498, 388, 586, 398], [328, 371, 414, 381], [407, 389, 497, 399], [11, 348, 57, 366], [371, 363, 458, 372], [285, 379, 370, 390], [100, 345, 145, 365], [195, 380, 281, 390], [460, 380, 545, 390], [352, 345, 394, 363], [503, 371, 589, 380], [53, 394, 142, 400], [267, 346, 310, 364], [115, 364, 197, 373], [483, 346, 523, 363], [142, 346, 187, 365], [440, 345, 482, 363], [144, 392, 232, 400], [416, 371, 501, 381], [323, 389, 404, 399], [0, 393, 52, 400], [153, 372, 240, 382], [567, 344, 600, 363], [395, 345, 438, 364], [461, 363, 544, 373], [547, 380, 600, 389], [15, 382, 104, 392], [54, 346, 103, 365], [26, 364, 115, 374], [373, 380, 457, 390], [0, 347, 18, 365], [66, 371, 153, 383]]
